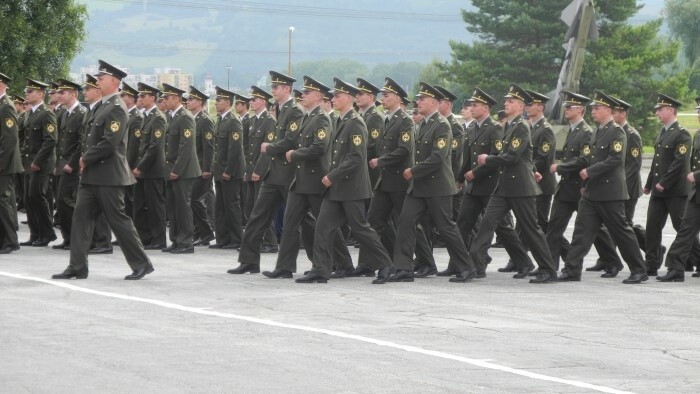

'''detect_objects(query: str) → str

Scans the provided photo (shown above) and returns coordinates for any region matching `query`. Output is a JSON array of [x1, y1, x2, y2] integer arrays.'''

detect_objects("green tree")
[[665, 0, 700, 66]]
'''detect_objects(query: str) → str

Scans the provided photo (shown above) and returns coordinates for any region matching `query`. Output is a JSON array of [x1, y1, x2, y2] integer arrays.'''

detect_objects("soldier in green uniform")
[[643, 93, 693, 276], [525, 90, 556, 233], [160, 83, 202, 254], [556, 91, 647, 284], [386, 82, 476, 283], [20, 78, 57, 247], [470, 84, 557, 283], [355, 78, 384, 192], [234, 71, 309, 271], [209, 86, 245, 250], [11, 94, 26, 214], [52, 78, 87, 250], [232, 92, 252, 230], [0, 72, 23, 253], [52, 60, 153, 280], [133, 82, 167, 249], [119, 82, 143, 222], [187, 86, 215, 246], [296, 78, 392, 284]]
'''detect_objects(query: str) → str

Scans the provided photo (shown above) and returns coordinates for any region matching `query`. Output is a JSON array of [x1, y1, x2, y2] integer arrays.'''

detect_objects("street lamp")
[[288, 26, 295, 76], [226, 66, 232, 89]]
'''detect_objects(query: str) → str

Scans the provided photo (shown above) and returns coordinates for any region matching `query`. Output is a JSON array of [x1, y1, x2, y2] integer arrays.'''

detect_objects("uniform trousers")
[[563, 198, 645, 276], [311, 199, 390, 279], [0, 175, 18, 247], [25, 173, 55, 240], [191, 176, 214, 241], [394, 194, 473, 272], [56, 173, 79, 243], [244, 180, 277, 247], [644, 197, 700, 271], [665, 200, 700, 271], [69, 184, 150, 274], [214, 178, 242, 246], [134, 178, 166, 247], [471, 195, 556, 274], [166, 177, 195, 248]]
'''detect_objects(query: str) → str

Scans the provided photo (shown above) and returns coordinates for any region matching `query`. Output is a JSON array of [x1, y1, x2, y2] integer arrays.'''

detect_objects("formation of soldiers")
[[1, 59, 700, 284]]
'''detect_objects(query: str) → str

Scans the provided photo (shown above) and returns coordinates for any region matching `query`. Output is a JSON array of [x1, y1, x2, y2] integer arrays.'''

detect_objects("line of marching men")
[[1, 59, 700, 283]]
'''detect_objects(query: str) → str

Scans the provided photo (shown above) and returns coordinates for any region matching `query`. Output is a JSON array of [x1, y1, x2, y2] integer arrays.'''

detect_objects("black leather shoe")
[[52, 242, 69, 250], [124, 264, 155, 280], [414, 265, 437, 278], [693, 272, 700, 278], [144, 244, 165, 250], [436, 268, 458, 277], [32, 235, 57, 247], [527, 269, 541, 277], [490, 241, 504, 248], [529, 271, 557, 284], [601, 265, 623, 278], [646, 269, 658, 277], [295, 272, 328, 283], [171, 247, 194, 254], [585, 259, 607, 271], [498, 260, 517, 273], [20, 238, 38, 246], [194, 234, 215, 246], [208, 243, 225, 249], [372, 267, 396, 284], [330, 268, 354, 278], [513, 264, 535, 279], [52, 269, 88, 279], [387, 269, 414, 282], [656, 269, 684, 282], [89, 247, 113, 254], [622, 273, 648, 284], [161, 244, 177, 252], [476, 269, 486, 279], [111, 240, 119, 246], [222, 243, 241, 249], [262, 269, 293, 279], [347, 266, 376, 277], [260, 245, 279, 253], [557, 272, 581, 282], [0, 245, 20, 254], [449, 269, 477, 283], [227, 263, 260, 274]]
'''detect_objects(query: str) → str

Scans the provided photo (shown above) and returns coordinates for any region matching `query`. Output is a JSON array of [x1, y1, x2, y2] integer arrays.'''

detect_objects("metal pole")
[[226, 66, 231, 89], [288, 26, 294, 75]]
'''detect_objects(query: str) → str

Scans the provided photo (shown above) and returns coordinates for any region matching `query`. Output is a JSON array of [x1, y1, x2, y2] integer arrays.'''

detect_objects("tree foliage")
[[665, 0, 700, 66], [0, 0, 87, 91]]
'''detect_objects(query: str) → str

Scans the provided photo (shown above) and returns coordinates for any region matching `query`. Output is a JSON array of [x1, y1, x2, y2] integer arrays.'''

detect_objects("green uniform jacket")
[[482, 115, 541, 198], [623, 123, 643, 200], [530, 117, 556, 196], [135, 107, 166, 179], [409, 112, 456, 198], [25, 103, 57, 176], [212, 111, 244, 181], [18, 111, 28, 167], [581, 120, 629, 201], [554, 120, 593, 202], [375, 108, 414, 192], [326, 109, 372, 201], [81, 94, 135, 186], [363, 105, 384, 186], [194, 110, 214, 174], [55, 103, 87, 175], [249, 110, 275, 180], [240, 112, 251, 154], [264, 99, 304, 186], [126, 107, 144, 170], [447, 113, 464, 182], [288, 105, 331, 195], [165, 107, 201, 179], [460, 116, 503, 196], [645, 120, 691, 198], [688, 130, 700, 204], [0, 94, 22, 174]]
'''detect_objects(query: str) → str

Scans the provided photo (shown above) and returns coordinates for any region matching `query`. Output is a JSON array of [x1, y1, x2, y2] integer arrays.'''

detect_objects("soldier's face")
[[186, 97, 201, 112], [84, 86, 100, 103], [331, 92, 353, 112], [563, 105, 583, 121], [503, 98, 523, 117], [163, 95, 180, 110], [612, 109, 626, 125], [470, 102, 488, 120], [215, 97, 230, 113], [24, 89, 44, 105], [438, 99, 452, 116], [460, 105, 472, 120], [96, 74, 119, 94], [250, 97, 266, 112], [270, 84, 289, 102], [590, 105, 611, 124], [139, 94, 155, 108], [355, 91, 373, 108], [655, 106, 675, 124], [57, 89, 75, 105], [136, 96, 144, 109], [416, 96, 437, 116], [380, 92, 399, 111], [525, 102, 543, 118], [15, 103, 23, 112]]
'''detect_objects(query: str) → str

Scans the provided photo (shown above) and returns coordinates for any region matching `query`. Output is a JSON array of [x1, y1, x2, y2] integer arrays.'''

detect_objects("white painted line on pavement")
[[0, 271, 633, 394]]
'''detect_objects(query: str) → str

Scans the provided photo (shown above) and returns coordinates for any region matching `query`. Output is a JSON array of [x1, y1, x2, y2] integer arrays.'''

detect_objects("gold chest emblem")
[[267, 132, 275, 141], [5, 118, 14, 128], [401, 132, 410, 143], [110, 121, 120, 132], [205, 132, 213, 140], [582, 145, 591, 155], [452, 139, 459, 149], [679, 144, 688, 155], [184, 129, 192, 138], [542, 142, 551, 153], [613, 141, 623, 152], [289, 121, 298, 132], [232, 132, 240, 141], [134, 129, 142, 138], [47, 124, 56, 133], [155, 130, 163, 139], [437, 138, 446, 149], [317, 129, 327, 140], [352, 135, 362, 146], [371, 129, 380, 139], [511, 137, 521, 149], [631, 147, 640, 157], [495, 140, 503, 151]]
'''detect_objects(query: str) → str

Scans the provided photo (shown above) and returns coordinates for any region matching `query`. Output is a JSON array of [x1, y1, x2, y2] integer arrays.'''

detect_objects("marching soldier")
[[525, 90, 556, 233], [0, 72, 23, 254], [296, 78, 392, 284], [119, 82, 143, 221], [356, 78, 384, 189], [187, 86, 216, 246], [160, 83, 202, 254], [12, 94, 26, 213], [643, 94, 693, 276], [387, 82, 477, 283], [241, 86, 278, 253], [20, 78, 57, 247], [52, 60, 153, 280], [133, 82, 167, 249], [556, 91, 647, 284], [209, 86, 245, 250], [52, 78, 87, 250]]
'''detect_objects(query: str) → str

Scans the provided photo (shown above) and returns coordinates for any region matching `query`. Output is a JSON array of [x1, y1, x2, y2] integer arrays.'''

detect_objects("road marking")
[[0, 272, 633, 394]]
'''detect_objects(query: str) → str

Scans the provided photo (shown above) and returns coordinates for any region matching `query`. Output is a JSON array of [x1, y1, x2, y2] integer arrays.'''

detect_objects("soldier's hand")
[[465, 171, 475, 181], [52, 168, 56, 176], [251, 172, 260, 182], [222, 172, 231, 181], [688, 173, 696, 183], [322, 175, 332, 187], [30, 163, 40, 172], [456, 182, 463, 190], [170, 172, 179, 181], [369, 158, 379, 169], [579, 169, 588, 180], [643, 187, 650, 195], [477, 154, 488, 166], [403, 168, 413, 180], [655, 183, 664, 192], [133, 168, 141, 177], [285, 150, 294, 162], [534, 171, 542, 182], [550, 163, 558, 174], [260, 142, 269, 153], [79, 157, 85, 171], [64, 164, 73, 174], [202, 172, 211, 179]]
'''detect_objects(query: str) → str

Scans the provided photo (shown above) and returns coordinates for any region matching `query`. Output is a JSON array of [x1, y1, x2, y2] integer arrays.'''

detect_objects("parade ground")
[[2, 162, 699, 393]]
